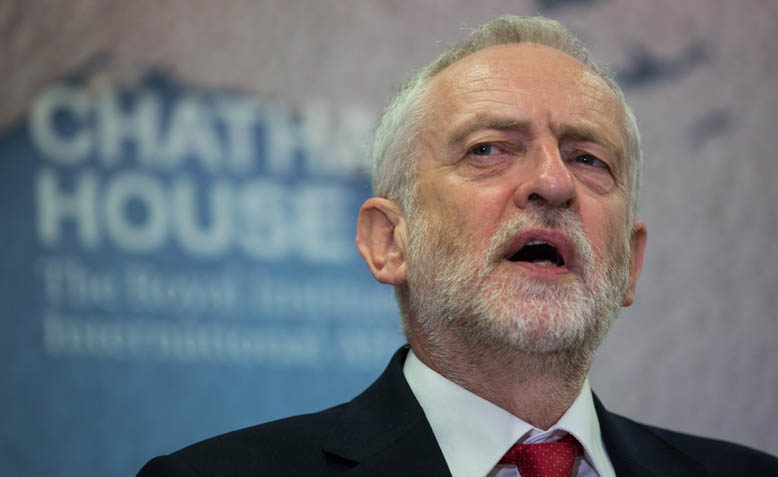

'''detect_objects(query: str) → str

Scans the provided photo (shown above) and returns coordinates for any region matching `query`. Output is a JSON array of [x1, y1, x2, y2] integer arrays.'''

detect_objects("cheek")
[[451, 188, 512, 247], [581, 206, 628, 259], [425, 179, 505, 225]]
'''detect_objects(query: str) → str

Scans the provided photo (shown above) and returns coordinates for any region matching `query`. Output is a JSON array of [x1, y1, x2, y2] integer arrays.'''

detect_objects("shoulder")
[[137, 404, 350, 477], [137, 347, 423, 477], [611, 412, 778, 476], [646, 423, 778, 475]]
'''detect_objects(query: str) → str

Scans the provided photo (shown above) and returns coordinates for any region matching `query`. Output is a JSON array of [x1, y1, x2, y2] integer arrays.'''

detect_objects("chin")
[[465, 274, 615, 355]]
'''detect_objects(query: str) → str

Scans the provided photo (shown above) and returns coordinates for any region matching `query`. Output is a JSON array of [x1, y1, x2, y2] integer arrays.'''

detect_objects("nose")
[[513, 140, 577, 210]]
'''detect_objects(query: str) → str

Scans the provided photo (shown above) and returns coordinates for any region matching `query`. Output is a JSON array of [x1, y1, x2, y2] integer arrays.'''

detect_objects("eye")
[[573, 153, 607, 168], [470, 143, 501, 156]]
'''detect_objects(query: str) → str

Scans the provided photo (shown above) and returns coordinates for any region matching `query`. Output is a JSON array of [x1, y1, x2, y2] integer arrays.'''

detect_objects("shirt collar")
[[403, 350, 614, 477]]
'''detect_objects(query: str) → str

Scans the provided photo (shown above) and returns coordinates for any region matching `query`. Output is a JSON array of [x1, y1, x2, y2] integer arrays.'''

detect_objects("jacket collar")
[[322, 346, 451, 476]]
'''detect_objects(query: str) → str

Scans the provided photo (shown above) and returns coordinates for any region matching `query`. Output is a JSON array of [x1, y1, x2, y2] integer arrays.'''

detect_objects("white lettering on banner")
[[43, 313, 327, 365], [124, 261, 239, 316], [216, 98, 260, 173], [260, 103, 296, 176], [29, 82, 373, 263], [98, 89, 160, 166], [27, 79, 397, 367], [296, 183, 353, 263], [28, 83, 373, 177], [172, 176, 232, 258], [238, 180, 351, 263], [36, 169, 100, 249], [159, 97, 222, 172], [301, 101, 374, 176], [40, 256, 119, 311], [42, 312, 400, 366], [249, 271, 396, 319], [37, 255, 396, 323], [104, 171, 168, 252], [29, 85, 93, 165], [35, 255, 402, 364], [35, 168, 353, 262], [239, 179, 291, 260], [29, 84, 266, 173]]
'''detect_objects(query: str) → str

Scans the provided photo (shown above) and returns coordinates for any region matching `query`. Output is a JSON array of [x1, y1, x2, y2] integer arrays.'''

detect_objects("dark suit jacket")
[[139, 346, 778, 476]]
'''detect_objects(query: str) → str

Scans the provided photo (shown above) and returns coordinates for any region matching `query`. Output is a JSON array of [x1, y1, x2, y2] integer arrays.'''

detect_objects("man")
[[139, 15, 778, 476]]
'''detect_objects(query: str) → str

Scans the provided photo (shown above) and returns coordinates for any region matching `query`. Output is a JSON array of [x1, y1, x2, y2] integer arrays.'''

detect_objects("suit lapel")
[[322, 346, 451, 476], [593, 394, 705, 477]]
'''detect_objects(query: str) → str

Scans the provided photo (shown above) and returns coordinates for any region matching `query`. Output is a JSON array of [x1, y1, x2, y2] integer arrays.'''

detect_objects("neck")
[[408, 325, 591, 430]]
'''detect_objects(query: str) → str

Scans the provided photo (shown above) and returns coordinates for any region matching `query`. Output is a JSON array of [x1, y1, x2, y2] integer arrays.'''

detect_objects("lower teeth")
[[533, 260, 555, 267]]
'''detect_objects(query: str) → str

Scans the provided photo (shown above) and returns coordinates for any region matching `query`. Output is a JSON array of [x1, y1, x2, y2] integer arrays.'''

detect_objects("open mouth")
[[508, 241, 565, 267], [503, 230, 575, 270]]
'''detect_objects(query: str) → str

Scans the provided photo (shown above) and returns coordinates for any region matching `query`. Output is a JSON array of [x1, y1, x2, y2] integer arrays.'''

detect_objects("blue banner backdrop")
[[0, 69, 404, 476]]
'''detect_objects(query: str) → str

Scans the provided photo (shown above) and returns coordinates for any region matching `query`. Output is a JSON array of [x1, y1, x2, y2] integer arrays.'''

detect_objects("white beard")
[[402, 205, 630, 359]]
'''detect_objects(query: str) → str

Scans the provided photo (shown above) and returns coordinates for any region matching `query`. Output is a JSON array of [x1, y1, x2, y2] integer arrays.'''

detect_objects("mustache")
[[487, 207, 595, 276]]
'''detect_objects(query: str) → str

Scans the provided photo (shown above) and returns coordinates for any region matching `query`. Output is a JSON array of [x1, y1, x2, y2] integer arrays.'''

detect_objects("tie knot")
[[499, 434, 583, 477]]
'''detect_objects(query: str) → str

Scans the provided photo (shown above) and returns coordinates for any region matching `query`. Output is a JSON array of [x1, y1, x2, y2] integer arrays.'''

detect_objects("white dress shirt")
[[403, 350, 616, 477]]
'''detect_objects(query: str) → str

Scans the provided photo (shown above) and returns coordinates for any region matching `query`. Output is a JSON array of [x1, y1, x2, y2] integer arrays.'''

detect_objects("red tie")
[[498, 434, 583, 477]]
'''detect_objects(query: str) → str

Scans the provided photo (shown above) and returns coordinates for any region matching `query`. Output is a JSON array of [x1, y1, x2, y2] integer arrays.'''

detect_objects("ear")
[[355, 197, 409, 286], [622, 219, 647, 307]]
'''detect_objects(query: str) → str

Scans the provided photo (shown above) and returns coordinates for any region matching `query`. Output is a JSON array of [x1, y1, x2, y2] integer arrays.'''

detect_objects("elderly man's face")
[[403, 43, 645, 352]]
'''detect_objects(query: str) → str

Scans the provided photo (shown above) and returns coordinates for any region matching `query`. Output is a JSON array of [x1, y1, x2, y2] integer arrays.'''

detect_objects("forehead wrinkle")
[[440, 75, 534, 151]]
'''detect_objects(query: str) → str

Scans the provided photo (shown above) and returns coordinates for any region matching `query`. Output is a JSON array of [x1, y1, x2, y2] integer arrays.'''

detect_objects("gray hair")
[[370, 15, 642, 219]]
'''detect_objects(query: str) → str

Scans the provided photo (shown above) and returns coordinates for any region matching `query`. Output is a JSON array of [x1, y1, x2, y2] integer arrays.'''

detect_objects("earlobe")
[[622, 220, 647, 307], [355, 198, 408, 286]]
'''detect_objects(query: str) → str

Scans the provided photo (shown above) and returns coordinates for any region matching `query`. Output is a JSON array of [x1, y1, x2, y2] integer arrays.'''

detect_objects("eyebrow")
[[446, 115, 532, 150]]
